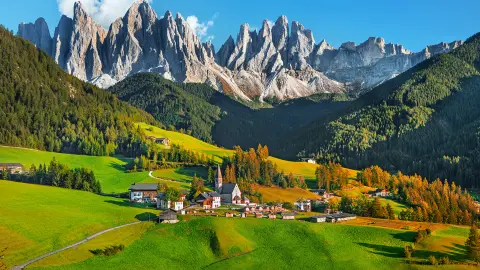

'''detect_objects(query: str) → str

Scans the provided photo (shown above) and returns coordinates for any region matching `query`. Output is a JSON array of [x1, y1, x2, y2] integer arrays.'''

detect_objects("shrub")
[[439, 256, 450, 265], [428, 255, 438, 266]]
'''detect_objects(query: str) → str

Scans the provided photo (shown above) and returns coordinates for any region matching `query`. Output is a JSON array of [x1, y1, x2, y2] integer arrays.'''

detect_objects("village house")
[[129, 183, 158, 203], [281, 212, 296, 220], [268, 213, 277, 219], [311, 215, 327, 223], [195, 192, 222, 209], [0, 163, 25, 174], [214, 165, 243, 204], [146, 136, 170, 146], [255, 213, 263, 218], [156, 190, 187, 211], [310, 189, 326, 195], [158, 209, 178, 224], [240, 212, 247, 218], [300, 158, 317, 164], [225, 212, 234, 218], [294, 199, 312, 212], [370, 188, 389, 197], [326, 213, 357, 223]]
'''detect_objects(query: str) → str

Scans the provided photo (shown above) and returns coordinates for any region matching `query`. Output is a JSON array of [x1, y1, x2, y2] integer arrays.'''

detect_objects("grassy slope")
[[0, 181, 158, 266], [138, 122, 333, 179], [253, 185, 321, 203], [0, 146, 150, 194], [34, 218, 474, 270], [151, 167, 208, 182]]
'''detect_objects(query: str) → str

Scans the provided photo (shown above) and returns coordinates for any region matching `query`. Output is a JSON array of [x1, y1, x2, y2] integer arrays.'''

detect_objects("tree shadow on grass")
[[107, 161, 128, 172], [390, 231, 417, 242], [176, 167, 208, 179], [356, 242, 405, 258], [135, 212, 158, 222], [104, 199, 156, 210]]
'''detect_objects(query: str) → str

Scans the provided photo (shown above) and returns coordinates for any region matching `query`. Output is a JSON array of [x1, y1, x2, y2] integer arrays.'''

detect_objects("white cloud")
[[186, 13, 218, 41], [57, 0, 152, 28]]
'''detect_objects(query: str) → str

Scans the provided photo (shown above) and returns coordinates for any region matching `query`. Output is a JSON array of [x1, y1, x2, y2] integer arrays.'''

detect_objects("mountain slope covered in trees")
[[0, 26, 157, 156], [108, 73, 351, 152], [289, 32, 480, 188]]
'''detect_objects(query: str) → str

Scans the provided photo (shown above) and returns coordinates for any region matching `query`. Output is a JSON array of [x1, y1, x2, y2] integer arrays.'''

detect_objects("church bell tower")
[[215, 165, 223, 193]]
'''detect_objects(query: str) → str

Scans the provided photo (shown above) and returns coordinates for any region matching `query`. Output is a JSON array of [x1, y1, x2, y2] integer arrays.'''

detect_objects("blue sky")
[[1, 0, 479, 52]]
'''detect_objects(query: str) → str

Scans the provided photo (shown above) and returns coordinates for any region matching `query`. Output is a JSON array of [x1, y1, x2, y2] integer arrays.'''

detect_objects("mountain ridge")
[[17, 1, 461, 101]]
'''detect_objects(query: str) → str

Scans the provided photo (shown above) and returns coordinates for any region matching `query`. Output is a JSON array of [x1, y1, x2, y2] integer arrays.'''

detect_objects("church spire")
[[215, 165, 223, 193]]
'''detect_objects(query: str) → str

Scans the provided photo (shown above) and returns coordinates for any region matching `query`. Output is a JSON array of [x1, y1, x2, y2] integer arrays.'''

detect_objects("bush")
[[439, 256, 450, 265], [428, 255, 438, 266], [283, 202, 294, 210]]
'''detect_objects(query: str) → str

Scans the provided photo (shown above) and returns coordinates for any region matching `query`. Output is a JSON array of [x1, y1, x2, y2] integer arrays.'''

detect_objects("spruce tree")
[[465, 225, 480, 261]]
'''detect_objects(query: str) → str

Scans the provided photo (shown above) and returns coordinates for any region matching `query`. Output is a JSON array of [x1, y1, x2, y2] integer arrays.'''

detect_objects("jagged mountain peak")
[[16, 2, 463, 102]]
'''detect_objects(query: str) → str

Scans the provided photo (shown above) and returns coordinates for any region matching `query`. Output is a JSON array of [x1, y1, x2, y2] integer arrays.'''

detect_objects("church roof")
[[221, 183, 237, 194]]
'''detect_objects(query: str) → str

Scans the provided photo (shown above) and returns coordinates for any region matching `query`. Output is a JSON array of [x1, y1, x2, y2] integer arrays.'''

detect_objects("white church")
[[215, 165, 248, 205]]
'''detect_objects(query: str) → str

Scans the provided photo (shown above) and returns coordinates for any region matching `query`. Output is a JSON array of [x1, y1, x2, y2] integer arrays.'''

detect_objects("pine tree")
[[465, 225, 480, 262], [386, 203, 395, 220]]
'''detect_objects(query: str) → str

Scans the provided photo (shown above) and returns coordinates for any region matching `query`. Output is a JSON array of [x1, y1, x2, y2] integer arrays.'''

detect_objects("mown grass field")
[[0, 146, 149, 194], [379, 198, 408, 216], [32, 218, 475, 270], [152, 167, 208, 182], [0, 181, 158, 267], [253, 185, 321, 203]]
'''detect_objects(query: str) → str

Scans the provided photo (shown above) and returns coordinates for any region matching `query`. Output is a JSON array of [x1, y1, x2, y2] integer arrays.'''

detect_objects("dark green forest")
[[107, 73, 223, 143], [108, 72, 351, 153], [291, 32, 480, 188], [0, 27, 157, 157]]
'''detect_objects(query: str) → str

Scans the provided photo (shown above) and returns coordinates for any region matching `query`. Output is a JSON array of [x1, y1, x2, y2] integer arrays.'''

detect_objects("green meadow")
[[0, 181, 158, 267], [32, 218, 475, 270], [0, 146, 149, 193]]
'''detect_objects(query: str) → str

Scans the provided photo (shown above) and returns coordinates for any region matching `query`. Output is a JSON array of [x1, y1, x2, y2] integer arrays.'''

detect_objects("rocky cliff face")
[[18, 18, 52, 55], [17, 1, 462, 101]]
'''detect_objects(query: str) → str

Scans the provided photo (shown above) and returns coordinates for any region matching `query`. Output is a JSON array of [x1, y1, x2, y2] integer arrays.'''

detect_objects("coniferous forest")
[[290, 32, 480, 188], [0, 27, 157, 157]]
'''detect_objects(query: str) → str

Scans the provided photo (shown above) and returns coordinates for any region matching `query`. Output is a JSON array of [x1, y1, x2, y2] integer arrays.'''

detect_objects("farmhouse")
[[326, 213, 357, 223], [268, 213, 277, 219], [294, 199, 312, 212], [255, 213, 263, 218], [195, 192, 222, 209], [281, 212, 296, 220], [214, 165, 243, 204], [225, 212, 234, 218], [156, 190, 187, 211], [0, 163, 25, 174], [311, 215, 327, 223], [146, 136, 170, 146], [129, 183, 158, 202], [300, 158, 317, 164], [158, 209, 178, 224], [370, 188, 389, 197]]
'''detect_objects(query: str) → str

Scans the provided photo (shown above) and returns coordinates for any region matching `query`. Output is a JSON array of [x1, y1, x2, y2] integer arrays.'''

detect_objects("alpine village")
[[1, 1, 480, 269]]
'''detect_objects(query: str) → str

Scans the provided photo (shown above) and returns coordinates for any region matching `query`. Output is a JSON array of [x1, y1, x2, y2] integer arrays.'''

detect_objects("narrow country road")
[[12, 221, 143, 270], [148, 171, 185, 184]]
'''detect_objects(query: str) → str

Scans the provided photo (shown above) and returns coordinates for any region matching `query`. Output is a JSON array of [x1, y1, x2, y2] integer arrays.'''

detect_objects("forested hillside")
[[0, 27, 157, 156], [292, 32, 480, 188], [107, 73, 223, 143], [108, 73, 351, 153]]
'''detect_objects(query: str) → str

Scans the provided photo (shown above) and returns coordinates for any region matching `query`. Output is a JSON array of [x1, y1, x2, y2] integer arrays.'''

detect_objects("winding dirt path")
[[12, 221, 143, 270]]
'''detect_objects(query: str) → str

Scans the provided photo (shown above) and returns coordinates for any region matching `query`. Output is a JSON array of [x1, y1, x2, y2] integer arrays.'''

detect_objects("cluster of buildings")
[[129, 166, 253, 221], [0, 163, 25, 174]]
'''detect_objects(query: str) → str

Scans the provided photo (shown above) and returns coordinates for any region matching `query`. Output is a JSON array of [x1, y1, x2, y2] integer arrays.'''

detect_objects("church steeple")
[[215, 165, 223, 193]]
